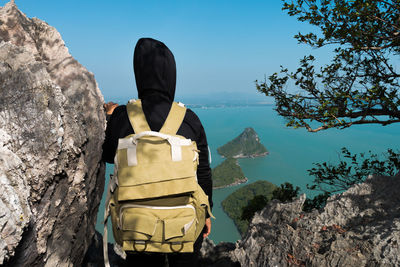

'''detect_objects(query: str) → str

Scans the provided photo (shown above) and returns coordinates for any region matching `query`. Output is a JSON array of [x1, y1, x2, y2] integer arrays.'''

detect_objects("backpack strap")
[[126, 99, 151, 133], [159, 102, 187, 135], [103, 174, 114, 267]]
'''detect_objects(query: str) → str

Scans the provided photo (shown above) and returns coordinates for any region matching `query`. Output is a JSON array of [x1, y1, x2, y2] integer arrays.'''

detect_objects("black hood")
[[134, 38, 176, 102]]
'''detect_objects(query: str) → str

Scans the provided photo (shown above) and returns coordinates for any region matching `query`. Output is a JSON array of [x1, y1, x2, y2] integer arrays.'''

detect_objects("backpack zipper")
[[119, 204, 195, 230]]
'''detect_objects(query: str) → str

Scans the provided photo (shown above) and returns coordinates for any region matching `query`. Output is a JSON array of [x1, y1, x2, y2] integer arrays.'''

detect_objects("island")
[[217, 127, 268, 158], [212, 158, 248, 189], [221, 180, 277, 235]]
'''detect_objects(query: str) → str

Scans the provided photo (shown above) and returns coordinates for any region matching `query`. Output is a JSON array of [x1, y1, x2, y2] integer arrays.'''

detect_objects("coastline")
[[233, 151, 269, 159], [220, 151, 269, 159], [213, 177, 248, 190]]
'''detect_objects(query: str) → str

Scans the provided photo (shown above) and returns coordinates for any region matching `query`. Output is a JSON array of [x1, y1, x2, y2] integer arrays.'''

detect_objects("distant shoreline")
[[187, 103, 274, 109], [221, 151, 269, 159], [213, 177, 248, 190]]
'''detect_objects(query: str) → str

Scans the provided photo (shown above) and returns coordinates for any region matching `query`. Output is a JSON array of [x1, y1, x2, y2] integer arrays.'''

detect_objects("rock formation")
[[202, 174, 400, 266], [221, 180, 276, 236], [0, 1, 106, 266], [82, 231, 126, 267], [84, 174, 400, 266], [199, 238, 239, 267]]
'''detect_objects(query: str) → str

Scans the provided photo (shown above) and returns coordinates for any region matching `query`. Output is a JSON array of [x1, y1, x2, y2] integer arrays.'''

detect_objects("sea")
[[96, 104, 400, 244]]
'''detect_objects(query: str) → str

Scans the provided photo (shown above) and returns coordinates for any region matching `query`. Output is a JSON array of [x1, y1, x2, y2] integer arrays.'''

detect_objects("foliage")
[[307, 147, 400, 194], [221, 181, 276, 235], [269, 182, 329, 212], [240, 182, 300, 222], [272, 182, 300, 202], [232, 148, 400, 219], [303, 148, 400, 211], [217, 127, 267, 158], [303, 192, 331, 212], [256, 0, 400, 132], [236, 148, 400, 218], [212, 158, 246, 188], [240, 195, 269, 221]]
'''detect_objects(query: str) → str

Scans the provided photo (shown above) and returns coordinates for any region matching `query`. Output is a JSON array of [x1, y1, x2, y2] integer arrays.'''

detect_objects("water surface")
[[97, 105, 400, 244]]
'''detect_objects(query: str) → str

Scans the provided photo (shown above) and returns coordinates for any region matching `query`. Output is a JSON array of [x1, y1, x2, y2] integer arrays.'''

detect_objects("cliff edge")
[[201, 174, 400, 266], [83, 174, 400, 266], [0, 1, 106, 266]]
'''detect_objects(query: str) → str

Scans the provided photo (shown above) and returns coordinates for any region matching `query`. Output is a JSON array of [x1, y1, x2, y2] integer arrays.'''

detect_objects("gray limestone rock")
[[199, 238, 238, 267], [85, 174, 400, 266], [228, 174, 400, 266], [0, 1, 106, 266], [82, 231, 126, 267], [82, 233, 238, 267]]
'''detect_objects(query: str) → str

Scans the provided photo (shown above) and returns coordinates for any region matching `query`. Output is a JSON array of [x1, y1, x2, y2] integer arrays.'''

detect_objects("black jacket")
[[102, 38, 213, 209]]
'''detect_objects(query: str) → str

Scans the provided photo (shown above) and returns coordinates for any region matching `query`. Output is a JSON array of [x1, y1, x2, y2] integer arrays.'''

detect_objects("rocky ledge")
[[84, 174, 400, 266], [203, 174, 400, 266], [0, 1, 106, 266]]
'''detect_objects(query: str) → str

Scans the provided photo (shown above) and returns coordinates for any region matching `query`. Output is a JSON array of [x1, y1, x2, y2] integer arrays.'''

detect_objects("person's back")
[[102, 38, 213, 266]]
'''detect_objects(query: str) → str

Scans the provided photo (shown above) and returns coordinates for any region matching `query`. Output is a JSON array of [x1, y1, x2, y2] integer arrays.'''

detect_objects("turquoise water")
[[96, 105, 400, 244]]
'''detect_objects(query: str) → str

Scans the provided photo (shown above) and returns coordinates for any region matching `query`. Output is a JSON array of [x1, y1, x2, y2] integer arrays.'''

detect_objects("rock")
[[0, 1, 106, 266], [221, 180, 277, 235], [83, 233, 239, 267], [86, 171, 400, 266], [228, 174, 400, 266], [199, 238, 239, 267], [82, 231, 125, 267]]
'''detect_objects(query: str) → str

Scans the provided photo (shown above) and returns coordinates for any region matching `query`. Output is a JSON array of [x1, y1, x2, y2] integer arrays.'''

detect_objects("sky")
[[11, 0, 333, 103]]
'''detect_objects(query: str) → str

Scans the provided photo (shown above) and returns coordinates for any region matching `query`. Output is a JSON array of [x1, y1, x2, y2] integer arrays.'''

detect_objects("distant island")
[[212, 158, 247, 189], [217, 127, 268, 158], [186, 103, 273, 109], [221, 180, 277, 235]]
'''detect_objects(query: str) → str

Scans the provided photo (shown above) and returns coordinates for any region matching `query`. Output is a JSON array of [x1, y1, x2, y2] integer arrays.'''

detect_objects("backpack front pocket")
[[121, 212, 158, 240], [119, 203, 197, 243], [164, 215, 196, 241]]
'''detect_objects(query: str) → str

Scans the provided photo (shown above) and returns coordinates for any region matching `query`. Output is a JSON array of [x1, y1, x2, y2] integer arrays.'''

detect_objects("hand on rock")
[[103, 102, 119, 115]]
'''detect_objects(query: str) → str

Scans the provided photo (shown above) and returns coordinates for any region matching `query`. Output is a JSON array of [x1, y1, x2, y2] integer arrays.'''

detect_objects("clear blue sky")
[[12, 0, 331, 103]]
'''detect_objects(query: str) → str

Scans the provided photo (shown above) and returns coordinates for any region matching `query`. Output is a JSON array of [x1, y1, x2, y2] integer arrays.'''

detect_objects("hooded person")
[[102, 38, 213, 266]]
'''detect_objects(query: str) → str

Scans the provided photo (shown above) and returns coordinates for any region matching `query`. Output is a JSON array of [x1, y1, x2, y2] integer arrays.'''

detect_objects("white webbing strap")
[[133, 131, 192, 162], [113, 154, 119, 187], [208, 146, 212, 164], [118, 138, 138, 166], [103, 216, 110, 267], [118, 131, 192, 166], [103, 174, 116, 267]]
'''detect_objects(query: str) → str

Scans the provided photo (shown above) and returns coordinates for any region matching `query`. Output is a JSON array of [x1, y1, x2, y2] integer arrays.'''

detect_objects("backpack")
[[103, 99, 213, 266]]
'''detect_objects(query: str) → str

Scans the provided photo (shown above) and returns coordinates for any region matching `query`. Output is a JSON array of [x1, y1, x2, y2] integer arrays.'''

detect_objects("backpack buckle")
[[169, 242, 184, 252], [133, 240, 147, 252]]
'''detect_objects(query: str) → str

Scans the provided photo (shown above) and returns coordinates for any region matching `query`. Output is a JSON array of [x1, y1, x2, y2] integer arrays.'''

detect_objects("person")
[[102, 38, 213, 267]]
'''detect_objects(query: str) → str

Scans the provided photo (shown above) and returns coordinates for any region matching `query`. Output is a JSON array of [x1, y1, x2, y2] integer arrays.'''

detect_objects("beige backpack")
[[103, 99, 213, 266]]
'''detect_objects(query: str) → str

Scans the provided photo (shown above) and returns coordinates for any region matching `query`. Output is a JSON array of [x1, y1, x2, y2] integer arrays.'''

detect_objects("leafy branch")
[[257, 0, 400, 132], [307, 147, 400, 193]]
